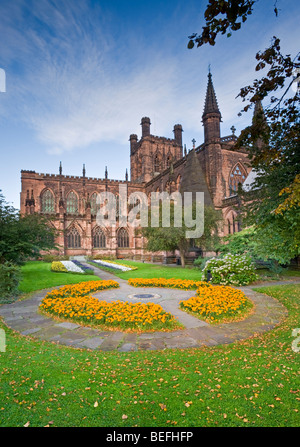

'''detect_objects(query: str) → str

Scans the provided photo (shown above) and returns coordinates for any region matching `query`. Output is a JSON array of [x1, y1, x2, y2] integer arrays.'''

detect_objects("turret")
[[141, 117, 151, 138], [173, 124, 183, 147]]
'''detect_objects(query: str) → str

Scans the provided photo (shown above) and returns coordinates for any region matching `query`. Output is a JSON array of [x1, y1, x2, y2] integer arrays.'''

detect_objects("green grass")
[[0, 272, 299, 426], [18, 261, 99, 294], [90, 259, 205, 281]]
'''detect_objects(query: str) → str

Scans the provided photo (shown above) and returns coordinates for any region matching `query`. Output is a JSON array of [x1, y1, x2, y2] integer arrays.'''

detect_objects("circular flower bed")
[[180, 284, 253, 324], [40, 296, 182, 333], [39, 280, 182, 333], [128, 278, 209, 290]]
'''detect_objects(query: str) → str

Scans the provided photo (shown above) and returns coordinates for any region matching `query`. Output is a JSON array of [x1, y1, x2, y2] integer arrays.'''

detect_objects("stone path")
[[0, 263, 298, 352]]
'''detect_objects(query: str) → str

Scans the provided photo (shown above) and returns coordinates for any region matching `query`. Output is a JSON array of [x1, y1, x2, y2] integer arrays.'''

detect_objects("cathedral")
[[20, 72, 252, 262]]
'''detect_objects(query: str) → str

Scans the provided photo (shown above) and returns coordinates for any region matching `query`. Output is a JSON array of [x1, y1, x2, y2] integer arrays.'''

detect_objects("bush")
[[0, 262, 22, 303], [194, 256, 213, 270], [202, 253, 258, 286], [41, 254, 69, 263]]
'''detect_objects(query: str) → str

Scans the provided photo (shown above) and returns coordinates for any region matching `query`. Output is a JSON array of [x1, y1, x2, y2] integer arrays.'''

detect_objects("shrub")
[[202, 253, 258, 286], [0, 262, 22, 303], [42, 254, 69, 263], [194, 256, 213, 270]]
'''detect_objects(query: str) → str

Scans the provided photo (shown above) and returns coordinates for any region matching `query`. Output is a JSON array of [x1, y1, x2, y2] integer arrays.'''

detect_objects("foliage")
[[0, 261, 22, 303], [141, 203, 222, 268], [203, 253, 258, 286], [194, 256, 214, 269], [187, 2, 300, 264], [41, 254, 69, 262], [180, 284, 253, 324], [0, 190, 57, 265], [217, 226, 258, 257]]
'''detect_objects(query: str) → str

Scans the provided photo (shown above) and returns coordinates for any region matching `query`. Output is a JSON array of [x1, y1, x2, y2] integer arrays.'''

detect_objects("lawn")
[[89, 259, 206, 281], [18, 261, 99, 294], [0, 261, 299, 427]]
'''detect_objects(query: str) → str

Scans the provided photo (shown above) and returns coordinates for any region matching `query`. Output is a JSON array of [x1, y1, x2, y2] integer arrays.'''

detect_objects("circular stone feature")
[[127, 293, 161, 300]]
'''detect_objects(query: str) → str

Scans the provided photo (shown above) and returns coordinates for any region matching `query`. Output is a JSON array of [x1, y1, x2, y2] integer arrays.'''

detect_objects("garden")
[[0, 259, 299, 427]]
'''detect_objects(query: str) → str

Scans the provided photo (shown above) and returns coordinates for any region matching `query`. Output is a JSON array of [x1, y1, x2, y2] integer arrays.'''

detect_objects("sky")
[[0, 0, 299, 209]]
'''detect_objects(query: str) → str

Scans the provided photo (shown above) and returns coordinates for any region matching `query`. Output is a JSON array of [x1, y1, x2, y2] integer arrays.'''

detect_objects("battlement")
[[21, 169, 143, 187]]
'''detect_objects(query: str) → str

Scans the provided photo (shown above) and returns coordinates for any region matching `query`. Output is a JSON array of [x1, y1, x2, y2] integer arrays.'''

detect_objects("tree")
[[140, 202, 222, 268], [187, 1, 300, 263], [0, 190, 57, 265]]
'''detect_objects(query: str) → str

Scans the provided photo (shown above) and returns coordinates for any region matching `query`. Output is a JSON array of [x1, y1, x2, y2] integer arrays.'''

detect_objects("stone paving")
[[0, 262, 297, 352]]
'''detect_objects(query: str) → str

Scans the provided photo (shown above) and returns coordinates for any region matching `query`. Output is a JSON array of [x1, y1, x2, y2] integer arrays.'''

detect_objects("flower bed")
[[180, 284, 253, 324], [40, 296, 182, 332], [51, 260, 85, 274], [128, 278, 210, 290], [42, 280, 119, 301], [92, 259, 137, 271]]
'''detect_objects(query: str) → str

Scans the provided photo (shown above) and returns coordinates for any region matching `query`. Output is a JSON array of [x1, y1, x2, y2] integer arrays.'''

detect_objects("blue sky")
[[0, 0, 299, 209]]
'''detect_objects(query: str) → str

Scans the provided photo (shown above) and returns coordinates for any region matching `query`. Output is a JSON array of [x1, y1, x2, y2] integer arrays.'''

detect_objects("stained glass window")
[[66, 191, 78, 214], [41, 189, 55, 213]]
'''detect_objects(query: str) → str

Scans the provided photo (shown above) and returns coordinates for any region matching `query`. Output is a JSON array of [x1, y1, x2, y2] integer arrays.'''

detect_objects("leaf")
[[94, 401, 98, 407], [122, 414, 128, 420], [24, 421, 30, 427]]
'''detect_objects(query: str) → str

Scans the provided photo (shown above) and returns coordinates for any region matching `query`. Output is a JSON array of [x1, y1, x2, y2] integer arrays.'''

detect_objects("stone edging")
[[0, 277, 295, 352]]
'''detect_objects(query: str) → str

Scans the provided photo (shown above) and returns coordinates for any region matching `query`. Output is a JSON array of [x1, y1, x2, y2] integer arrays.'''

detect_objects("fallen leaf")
[[122, 414, 128, 420], [24, 421, 30, 427], [94, 401, 98, 408]]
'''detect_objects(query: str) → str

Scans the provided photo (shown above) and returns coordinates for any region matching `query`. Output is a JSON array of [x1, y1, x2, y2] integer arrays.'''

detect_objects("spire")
[[105, 166, 108, 179], [125, 168, 128, 181], [202, 71, 222, 143], [59, 161, 62, 175], [202, 71, 221, 118]]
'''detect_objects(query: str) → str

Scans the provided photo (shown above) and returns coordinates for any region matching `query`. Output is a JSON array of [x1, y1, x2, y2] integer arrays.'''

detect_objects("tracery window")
[[66, 191, 78, 214], [90, 193, 99, 216], [93, 227, 106, 248], [154, 155, 160, 172], [117, 228, 129, 248], [229, 163, 246, 196], [67, 227, 81, 248], [41, 189, 55, 213]]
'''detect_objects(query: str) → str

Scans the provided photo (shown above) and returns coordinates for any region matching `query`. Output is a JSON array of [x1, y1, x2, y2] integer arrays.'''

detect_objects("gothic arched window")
[[66, 191, 78, 214], [154, 155, 160, 172], [67, 227, 81, 248], [90, 193, 99, 216], [227, 219, 231, 234], [41, 189, 55, 214], [117, 228, 129, 248], [229, 163, 246, 196], [93, 227, 106, 248]]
